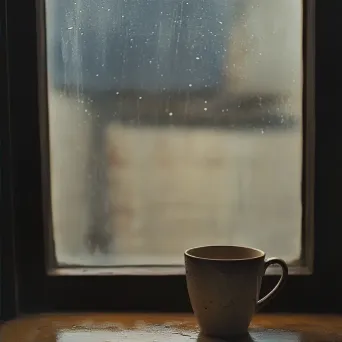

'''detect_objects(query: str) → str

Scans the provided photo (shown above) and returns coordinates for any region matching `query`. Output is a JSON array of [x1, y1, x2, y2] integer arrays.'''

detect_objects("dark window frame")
[[0, 0, 18, 321], [3, 0, 342, 320]]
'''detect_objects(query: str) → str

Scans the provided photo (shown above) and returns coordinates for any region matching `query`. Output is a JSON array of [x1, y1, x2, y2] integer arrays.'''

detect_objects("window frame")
[[0, 0, 18, 321], [3, 0, 342, 319]]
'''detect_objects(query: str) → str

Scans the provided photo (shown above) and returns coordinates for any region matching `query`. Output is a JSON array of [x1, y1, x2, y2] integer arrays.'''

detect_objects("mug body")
[[185, 245, 265, 337]]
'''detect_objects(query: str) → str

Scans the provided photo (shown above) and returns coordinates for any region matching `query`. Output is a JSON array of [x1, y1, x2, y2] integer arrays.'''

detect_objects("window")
[[47, 0, 303, 268], [3, 0, 342, 318]]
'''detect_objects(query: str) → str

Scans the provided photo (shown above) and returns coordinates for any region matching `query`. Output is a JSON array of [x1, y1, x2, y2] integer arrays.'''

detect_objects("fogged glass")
[[46, 0, 303, 266]]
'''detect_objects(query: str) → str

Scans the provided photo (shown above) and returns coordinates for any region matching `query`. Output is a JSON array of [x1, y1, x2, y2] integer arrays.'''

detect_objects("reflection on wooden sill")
[[1, 314, 342, 342]]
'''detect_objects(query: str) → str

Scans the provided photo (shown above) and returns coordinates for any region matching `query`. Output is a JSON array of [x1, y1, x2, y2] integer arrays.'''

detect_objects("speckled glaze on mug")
[[185, 245, 288, 338]]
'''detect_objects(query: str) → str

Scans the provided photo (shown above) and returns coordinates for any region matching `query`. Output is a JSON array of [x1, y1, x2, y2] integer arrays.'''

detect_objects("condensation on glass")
[[45, 0, 303, 266]]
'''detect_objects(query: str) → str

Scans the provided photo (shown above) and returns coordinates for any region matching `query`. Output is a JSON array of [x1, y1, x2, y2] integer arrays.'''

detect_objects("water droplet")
[[169, 112, 173, 116], [261, 129, 265, 134], [139, 96, 143, 100], [196, 57, 200, 60], [189, 84, 192, 87], [67, 27, 73, 30], [96, 74, 99, 77], [204, 108, 208, 111], [204, 100, 208, 104], [116, 92, 120, 95]]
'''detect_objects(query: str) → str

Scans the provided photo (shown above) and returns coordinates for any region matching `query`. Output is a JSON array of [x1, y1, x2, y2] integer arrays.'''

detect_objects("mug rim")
[[184, 245, 265, 261]]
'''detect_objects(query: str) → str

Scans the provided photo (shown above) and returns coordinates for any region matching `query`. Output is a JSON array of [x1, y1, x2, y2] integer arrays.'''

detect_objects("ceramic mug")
[[185, 245, 288, 338]]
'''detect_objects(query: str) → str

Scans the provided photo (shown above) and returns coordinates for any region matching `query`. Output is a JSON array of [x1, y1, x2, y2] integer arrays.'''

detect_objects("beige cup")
[[185, 245, 288, 338]]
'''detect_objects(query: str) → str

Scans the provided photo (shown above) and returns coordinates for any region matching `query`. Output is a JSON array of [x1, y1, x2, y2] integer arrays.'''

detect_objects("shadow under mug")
[[184, 245, 288, 338]]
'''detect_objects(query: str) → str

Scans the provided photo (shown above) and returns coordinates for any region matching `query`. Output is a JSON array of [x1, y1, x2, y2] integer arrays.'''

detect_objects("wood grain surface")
[[1, 313, 342, 341]]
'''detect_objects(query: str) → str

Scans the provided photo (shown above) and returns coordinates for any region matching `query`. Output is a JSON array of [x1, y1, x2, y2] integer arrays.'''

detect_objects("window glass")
[[45, 0, 302, 266]]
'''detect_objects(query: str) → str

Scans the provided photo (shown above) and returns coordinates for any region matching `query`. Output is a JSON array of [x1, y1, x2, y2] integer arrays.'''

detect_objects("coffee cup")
[[185, 245, 288, 338]]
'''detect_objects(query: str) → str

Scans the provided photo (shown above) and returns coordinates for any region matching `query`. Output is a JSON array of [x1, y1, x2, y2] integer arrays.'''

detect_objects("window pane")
[[46, 0, 302, 266]]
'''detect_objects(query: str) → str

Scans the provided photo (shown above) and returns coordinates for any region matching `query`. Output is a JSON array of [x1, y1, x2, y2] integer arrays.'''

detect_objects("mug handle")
[[257, 258, 288, 310]]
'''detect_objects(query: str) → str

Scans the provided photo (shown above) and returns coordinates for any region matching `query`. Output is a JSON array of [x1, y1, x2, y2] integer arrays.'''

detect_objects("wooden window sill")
[[1, 313, 342, 341]]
